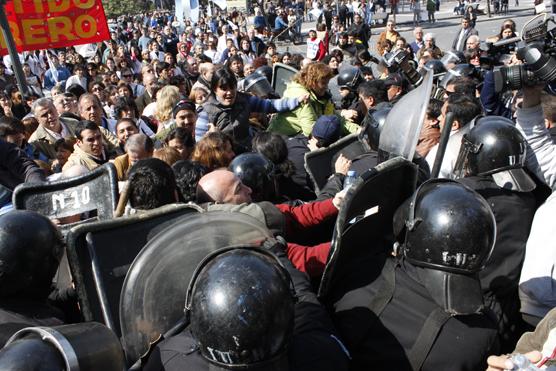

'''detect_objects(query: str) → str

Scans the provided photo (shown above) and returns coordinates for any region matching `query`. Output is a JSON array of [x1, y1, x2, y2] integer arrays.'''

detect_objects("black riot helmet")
[[0, 210, 64, 300], [229, 152, 276, 202], [243, 73, 274, 98], [337, 67, 364, 91], [365, 106, 391, 151], [441, 50, 466, 69], [2, 322, 125, 371], [186, 247, 295, 370], [422, 59, 447, 79], [453, 116, 536, 192], [255, 65, 273, 84], [440, 63, 478, 89], [393, 179, 496, 314]]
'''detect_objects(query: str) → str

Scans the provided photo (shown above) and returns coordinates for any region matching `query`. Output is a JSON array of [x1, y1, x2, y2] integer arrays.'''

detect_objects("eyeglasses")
[[123, 74, 133, 77], [92, 86, 102, 91]]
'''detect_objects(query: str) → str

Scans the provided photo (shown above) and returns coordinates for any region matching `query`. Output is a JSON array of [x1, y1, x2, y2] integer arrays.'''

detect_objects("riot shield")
[[271, 62, 298, 98], [14, 163, 119, 309], [13, 163, 118, 234], [65, 204, 202, 336], [119, 211, 274, 365], [378, 70, 433, 160], [318, 157, 418, 304], [304, 133, 370, 192]]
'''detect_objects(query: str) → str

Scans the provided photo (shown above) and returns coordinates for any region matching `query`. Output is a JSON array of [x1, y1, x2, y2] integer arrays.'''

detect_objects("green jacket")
[[267, 82, 359, 137]]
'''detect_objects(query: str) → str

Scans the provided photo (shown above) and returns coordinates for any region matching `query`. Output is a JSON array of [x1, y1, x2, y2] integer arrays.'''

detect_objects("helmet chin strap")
[[417, 268, 485, 315]]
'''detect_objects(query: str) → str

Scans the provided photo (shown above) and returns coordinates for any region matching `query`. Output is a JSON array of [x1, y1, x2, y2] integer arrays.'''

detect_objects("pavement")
[[274, 0, 539, 53], [292, 0, 539, 35]]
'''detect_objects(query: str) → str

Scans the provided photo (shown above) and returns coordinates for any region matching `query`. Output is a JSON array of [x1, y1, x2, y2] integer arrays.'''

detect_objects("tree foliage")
[[102, 0, 152, 18]]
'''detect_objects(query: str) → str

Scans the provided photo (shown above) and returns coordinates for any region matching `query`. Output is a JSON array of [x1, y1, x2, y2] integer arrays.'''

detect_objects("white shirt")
[[65, 75, 87, 90], [519, 191, 556, 319], [307, 38, 321, 59], [425, 124, 472, 179], [44, 121, 70, 140]]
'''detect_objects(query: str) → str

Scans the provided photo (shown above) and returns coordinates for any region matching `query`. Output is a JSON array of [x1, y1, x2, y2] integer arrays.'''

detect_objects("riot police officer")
[[454, 116, 537, 351], [229, 152, 278, 203], [143, 244, 350, 371], [0, 210, 65, 346], [337, 67, 365, 125], [332, 179, 500, 371]]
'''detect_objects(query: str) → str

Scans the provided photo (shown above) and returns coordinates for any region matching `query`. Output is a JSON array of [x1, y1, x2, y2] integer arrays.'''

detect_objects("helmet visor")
[[491, 169, 536, 192], [441, 51, 463, 68]]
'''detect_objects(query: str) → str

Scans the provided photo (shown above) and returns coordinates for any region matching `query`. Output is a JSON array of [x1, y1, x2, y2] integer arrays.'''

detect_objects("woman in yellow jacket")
[[267, 63, 359, 137]]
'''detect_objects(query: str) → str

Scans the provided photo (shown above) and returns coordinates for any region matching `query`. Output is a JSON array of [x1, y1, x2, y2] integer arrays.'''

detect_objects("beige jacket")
[[62, 144, 106, 172]]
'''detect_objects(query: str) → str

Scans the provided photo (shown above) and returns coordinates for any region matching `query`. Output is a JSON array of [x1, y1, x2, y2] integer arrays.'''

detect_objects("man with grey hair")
[[465, 34, 481, 53], [28, 97, 75, 160], [113, 133, 154, 181], [416, 33, 443, 60], [77, 93, 119, 153], [410, 27, 424, 53]]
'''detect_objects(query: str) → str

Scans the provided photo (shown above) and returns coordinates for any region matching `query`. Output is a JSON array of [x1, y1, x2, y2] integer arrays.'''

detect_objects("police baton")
[[430, 112, 455, 178], [127, 316, 189, 371]]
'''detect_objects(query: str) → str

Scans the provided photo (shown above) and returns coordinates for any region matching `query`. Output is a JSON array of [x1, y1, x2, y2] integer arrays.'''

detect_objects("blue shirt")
[[275, 16, 288, 30], [43, 66, 71, 90]]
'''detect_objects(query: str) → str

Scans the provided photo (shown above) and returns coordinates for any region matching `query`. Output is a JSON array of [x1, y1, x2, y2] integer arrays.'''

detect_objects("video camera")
[[381, 49, 423, 87], [493, 13, 556, 93]]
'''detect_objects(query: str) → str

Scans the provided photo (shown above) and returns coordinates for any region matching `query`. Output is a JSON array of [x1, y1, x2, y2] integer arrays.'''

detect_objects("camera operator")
[[516, 83, 556, 189], [480, 56, 519, 119]]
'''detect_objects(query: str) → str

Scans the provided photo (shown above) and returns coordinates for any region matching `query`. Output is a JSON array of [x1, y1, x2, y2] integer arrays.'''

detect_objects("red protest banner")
[[0, 0, 110, 55]]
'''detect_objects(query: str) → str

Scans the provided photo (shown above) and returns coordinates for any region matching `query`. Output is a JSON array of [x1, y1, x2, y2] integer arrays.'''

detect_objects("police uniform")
[[0, 300, 64, 347], [329, 179, 501, 371], [333, 256, 499, 371], [459, 175, 536, 350]]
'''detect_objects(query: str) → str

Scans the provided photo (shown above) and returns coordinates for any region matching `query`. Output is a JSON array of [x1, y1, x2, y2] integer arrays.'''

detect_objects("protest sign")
[[0, 0, 110, 55]]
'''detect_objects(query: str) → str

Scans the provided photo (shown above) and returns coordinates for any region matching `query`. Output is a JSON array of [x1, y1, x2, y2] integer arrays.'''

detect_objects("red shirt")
[[275, 199, 338, 278]]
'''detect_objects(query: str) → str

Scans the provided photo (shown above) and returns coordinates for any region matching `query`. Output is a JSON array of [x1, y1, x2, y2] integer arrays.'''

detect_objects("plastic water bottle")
[[343, 170, 357, 191], [510, 354, 541, 371]]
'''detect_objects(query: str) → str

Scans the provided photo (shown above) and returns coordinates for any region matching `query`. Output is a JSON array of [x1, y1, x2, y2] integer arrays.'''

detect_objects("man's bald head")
[[199, 62, 215, 81], [196, 169, 252, 204], [143, 73, 157, 95]]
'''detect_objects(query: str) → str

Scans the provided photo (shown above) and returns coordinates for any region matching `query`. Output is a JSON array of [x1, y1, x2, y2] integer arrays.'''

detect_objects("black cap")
[[383, 73, 403, 87], [172, 99, 196, 118]]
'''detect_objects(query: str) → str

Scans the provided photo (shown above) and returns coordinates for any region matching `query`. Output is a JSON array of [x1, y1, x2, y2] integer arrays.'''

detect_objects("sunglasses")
[[123, 74, 133, 77]]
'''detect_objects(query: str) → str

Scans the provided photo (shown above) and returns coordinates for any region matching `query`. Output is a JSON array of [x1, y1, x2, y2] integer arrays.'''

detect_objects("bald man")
[[197, 169, 253, 204], [136, 73, 157, 114], [191, 62, 215, 93], [197, 169, 344, 278]]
